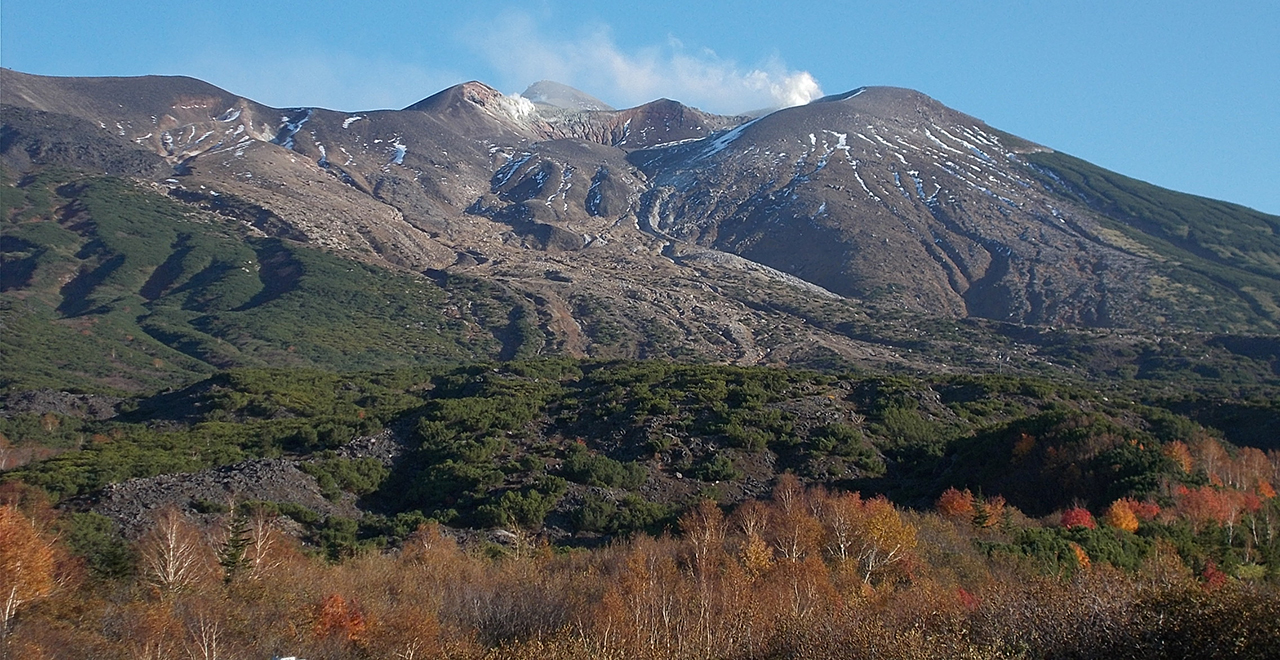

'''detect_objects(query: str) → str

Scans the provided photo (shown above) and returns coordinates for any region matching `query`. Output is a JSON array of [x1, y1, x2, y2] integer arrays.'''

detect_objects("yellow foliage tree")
[[1103, 499, 1140, 533], [851, 496, 917, 584], [739, 532, 774, 579], [1163, 441, 1193, 474]]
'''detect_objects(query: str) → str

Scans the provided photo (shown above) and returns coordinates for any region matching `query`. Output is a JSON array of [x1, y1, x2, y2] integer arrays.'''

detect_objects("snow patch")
[[824, 131, 849, 153], [586, 168, 606, 216], [923, 128, 964, 155], [547, 164, 574, 208], [851, 160, 880, 201], [907, 171, 926, 200], [698, 118, 761, 160], [342, 116, 365, 129], [275, 109, 313, 150], [492, 153, 533, 188], [893, 172, 911, 198], [647, 136, 705, 149]]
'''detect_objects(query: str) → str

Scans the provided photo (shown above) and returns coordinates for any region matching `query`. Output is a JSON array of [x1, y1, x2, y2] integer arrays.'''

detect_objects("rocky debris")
[[79, 427, 404, 538], [89, 458, 357, 539], [334, 428, 402, 465], [1, 389, 121, 420]]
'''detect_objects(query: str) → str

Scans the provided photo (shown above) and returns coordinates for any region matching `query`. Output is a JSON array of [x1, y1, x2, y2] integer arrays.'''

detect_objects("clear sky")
[[3, 1, 1278, 214]]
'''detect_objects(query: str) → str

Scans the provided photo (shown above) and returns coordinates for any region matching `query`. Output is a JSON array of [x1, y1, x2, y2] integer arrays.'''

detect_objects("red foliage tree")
[[1060, 507, 1097, 530], [1126, 499, 1161, 522], [1201, 561, 1228, 591], [1175, 485, 1236, 533]]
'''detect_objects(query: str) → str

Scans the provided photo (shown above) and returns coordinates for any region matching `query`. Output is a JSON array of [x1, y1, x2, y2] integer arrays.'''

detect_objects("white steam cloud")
[[472, 15, 824, 114]]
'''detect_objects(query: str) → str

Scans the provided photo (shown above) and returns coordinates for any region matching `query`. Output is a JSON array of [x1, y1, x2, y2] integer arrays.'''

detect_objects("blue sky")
[[3, 1, 1278, 214]]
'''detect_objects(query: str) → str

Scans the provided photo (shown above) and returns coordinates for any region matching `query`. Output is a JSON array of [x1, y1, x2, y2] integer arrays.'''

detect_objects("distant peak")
[[812, 85, 941, 108], [521, 81, 614, 112], [814, 87, 869, 103], [404, 81, 538, 123]]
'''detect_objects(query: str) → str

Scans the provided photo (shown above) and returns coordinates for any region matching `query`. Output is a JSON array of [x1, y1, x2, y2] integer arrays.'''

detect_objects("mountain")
[[3, 68, 1280, 394], [631, 86, 1280, 329], [521, 80, 615, 111]]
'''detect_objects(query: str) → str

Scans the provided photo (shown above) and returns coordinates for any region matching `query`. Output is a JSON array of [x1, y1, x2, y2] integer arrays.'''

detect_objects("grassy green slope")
[[1025, 151, 1280, 331], [1, 168, 540, 393]]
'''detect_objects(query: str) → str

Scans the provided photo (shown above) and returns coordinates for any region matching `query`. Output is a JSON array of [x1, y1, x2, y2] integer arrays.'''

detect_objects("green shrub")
[[59, 512, 134, 580], [573, 493, 672, 535], [811, 423, 865, 456], [301, 456, 389, 501], [694, 454, 742, 482], [562, 444, 646, 489]]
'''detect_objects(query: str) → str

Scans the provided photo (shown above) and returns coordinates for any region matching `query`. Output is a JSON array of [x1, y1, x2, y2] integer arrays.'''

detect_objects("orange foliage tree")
[[769, 477, 823, 563], [0, 504, 59, 638], [973, 495, 1006, 529], [935, 487, 975, 519], [819, 490, 865, 565], [1163, 441, 1193, 474], [314, 593, 368, 643], [679, 499, 726, 580], [1175, 485, 1236, 533], [1260, 480, 1276, 500]]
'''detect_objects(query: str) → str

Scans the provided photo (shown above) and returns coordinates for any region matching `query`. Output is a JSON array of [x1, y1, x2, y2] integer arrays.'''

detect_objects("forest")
[[2, 360, 1279, 658]]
